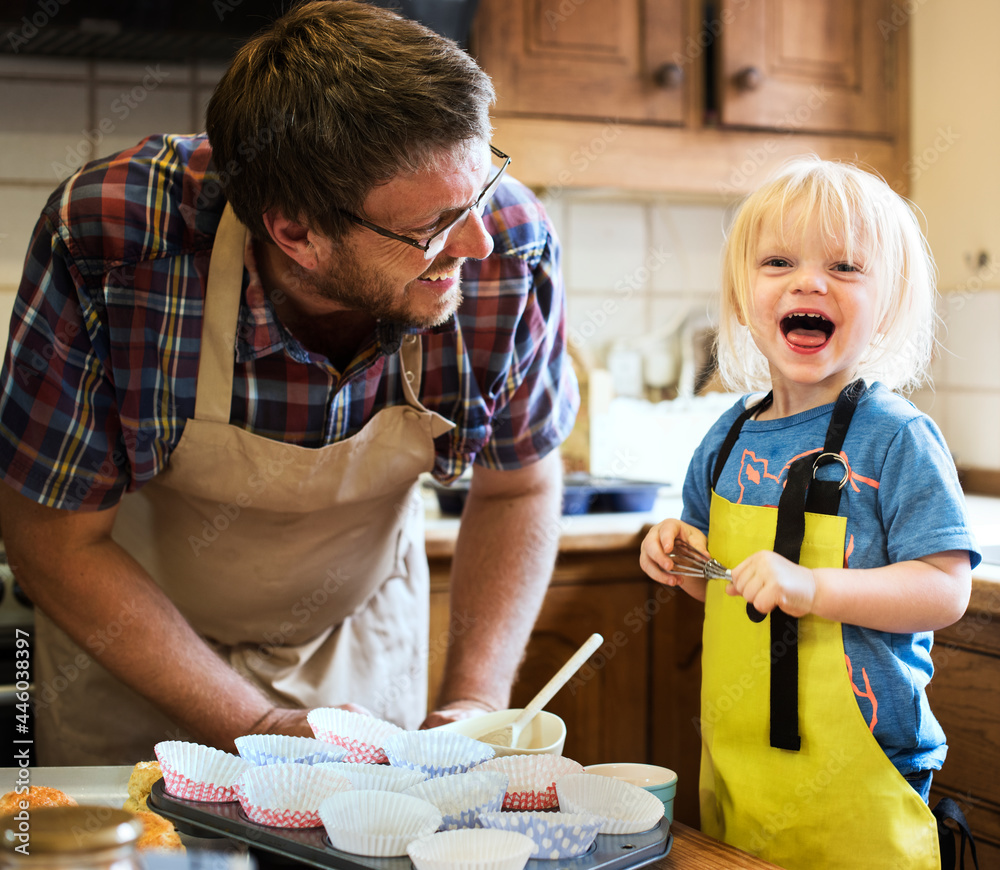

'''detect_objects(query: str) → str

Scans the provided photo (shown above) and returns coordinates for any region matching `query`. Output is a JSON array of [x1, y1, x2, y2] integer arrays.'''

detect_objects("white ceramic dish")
[[431, 710, 566, 758]]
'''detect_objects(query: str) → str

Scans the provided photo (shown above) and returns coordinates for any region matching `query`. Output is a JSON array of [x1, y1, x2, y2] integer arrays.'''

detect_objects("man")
[[0, 0, 578, 764]]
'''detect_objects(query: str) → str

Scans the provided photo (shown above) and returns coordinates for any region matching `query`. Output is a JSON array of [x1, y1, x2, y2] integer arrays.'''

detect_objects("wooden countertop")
[[662, 823, 782, 869]]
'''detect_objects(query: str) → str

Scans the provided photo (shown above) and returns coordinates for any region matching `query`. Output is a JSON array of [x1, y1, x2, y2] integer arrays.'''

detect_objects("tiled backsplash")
[[2, 56, 998, 478]]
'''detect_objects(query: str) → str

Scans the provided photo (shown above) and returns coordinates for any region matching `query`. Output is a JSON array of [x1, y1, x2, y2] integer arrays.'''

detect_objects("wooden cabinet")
[[471, 0, 909, 195], [427, 531, 705, 829], [718, 0, 897, 136], [473, 0, 688, 126], [927, 578, 1000, 867]]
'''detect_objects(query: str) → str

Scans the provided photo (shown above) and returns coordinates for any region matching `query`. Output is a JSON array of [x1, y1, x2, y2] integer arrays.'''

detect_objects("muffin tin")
[[149, 779, 671, 870]]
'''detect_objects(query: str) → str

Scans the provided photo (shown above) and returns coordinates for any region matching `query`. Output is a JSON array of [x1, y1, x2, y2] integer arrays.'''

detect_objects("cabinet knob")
[[734, 66, 763, 91], [653, 62, 684, 90]]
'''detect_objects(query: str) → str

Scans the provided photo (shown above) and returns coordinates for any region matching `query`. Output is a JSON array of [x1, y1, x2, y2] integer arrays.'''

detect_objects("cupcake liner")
[[555, 773, 664, 835], [154, 740, 250, 803], [478, 811, 605, 859], [306, 708, 403, 764], [318, 790, 442, 857], [476, 755, 584, 810], [407, 828, 535, 870], [234, 762, 353, 828], [384, 731, 495, 778], [313, 761, 426, 793], [403, 771, 509, 830], [235, 734, 348, 766]]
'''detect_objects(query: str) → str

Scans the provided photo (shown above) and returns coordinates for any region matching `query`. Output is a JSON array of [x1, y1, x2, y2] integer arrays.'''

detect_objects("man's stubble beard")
[[300, 252, 464, 329]]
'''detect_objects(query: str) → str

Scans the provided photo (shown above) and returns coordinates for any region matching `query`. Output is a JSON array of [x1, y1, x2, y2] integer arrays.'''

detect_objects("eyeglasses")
[[339, 146, 510, 260]]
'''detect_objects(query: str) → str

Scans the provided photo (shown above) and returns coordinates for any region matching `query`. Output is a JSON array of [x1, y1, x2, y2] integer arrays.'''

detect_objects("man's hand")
[[420, 699, 496, 730], [254, 703, 374, 739]]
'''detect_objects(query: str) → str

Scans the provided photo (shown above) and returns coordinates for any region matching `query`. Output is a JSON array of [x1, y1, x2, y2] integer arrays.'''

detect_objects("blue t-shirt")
[[681, 381, 980, 776]]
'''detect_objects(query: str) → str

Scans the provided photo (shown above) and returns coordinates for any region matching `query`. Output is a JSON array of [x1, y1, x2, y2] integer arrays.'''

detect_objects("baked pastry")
[[122, 761, 183, 852], [126, 760, 163, 810], [0, 785, 77, 814], [134, 810, 184, 851]]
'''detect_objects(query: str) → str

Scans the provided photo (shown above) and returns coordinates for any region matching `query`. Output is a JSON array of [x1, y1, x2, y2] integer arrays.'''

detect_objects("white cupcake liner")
[[154, 740, 249, 803], [384, 731, 495, 778], [476, 755, 584, 811], [403, 771, 509, 830], [235, 734, 348, 766], [234, 762, 354, 828], [555, 773, 664, 835], [318, 790, 442, 857], [407, 828, 535, 870], [306, 708, 403, 764], [479, 811, 605, 859], [313, 761, 426, 793]]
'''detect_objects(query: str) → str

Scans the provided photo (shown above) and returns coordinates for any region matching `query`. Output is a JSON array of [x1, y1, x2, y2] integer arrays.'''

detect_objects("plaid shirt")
[[0, 134, 578, 510]]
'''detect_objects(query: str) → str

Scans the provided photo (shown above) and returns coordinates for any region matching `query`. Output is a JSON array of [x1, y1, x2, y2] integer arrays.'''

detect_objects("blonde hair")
[[717, 155, 937, 395]]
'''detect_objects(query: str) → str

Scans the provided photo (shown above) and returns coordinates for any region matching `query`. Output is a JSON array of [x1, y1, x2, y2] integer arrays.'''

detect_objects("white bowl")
[[431, 710, 566, 758]]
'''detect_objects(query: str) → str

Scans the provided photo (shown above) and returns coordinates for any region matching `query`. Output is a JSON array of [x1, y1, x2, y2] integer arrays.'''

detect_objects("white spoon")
[[477, 632, 604, 748]]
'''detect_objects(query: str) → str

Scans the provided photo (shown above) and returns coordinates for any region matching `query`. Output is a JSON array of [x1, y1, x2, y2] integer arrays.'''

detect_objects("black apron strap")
[[934, 797, 980, 870], [708, 381, 864, 751], [712, 391, 773, 489], [768, 379, 864, 751]]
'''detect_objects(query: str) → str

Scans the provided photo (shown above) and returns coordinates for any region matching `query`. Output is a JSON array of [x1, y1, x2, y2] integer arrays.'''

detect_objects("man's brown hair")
[[205, 0, 495, 241]]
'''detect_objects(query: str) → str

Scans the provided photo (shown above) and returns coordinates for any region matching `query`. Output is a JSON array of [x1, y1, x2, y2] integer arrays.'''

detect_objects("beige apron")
[[35, 206, 455, 764]]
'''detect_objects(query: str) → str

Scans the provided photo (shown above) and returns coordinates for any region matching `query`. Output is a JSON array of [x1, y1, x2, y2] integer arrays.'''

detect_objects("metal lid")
[[0, 807, 142, 854]]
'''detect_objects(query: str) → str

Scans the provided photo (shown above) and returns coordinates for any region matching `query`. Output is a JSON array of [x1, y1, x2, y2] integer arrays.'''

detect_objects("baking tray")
[[149, 779, 672, 870]]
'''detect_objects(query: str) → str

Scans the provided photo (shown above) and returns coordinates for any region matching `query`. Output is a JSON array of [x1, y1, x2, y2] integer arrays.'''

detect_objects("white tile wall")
[[0, 57, 215, 298], [911, 286, 1000, 470], [3, 56, 996, 472]]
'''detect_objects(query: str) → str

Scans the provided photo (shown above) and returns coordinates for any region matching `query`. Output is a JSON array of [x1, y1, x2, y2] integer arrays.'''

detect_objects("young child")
[[640, 156, 979, 870]]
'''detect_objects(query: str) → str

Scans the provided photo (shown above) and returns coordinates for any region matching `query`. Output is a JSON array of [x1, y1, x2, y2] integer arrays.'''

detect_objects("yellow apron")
[[699, 388, 940, 870], [35, 205, 455, 764]]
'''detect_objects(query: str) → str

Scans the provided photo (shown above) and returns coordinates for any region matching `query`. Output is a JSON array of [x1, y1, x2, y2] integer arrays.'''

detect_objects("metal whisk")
[[667, 540, 767, 623], [666, 540, 732, 581]]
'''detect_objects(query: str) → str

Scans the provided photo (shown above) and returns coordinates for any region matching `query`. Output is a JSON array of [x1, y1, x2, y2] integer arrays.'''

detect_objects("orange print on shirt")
[[735, 448, 879, 505], [846, 654, 878, 732], [736, 450, 782, 503]]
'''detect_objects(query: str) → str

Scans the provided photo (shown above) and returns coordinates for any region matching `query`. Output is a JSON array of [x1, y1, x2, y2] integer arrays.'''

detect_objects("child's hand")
[[639, 519, 710, 601], [728, 550, 817, 617]]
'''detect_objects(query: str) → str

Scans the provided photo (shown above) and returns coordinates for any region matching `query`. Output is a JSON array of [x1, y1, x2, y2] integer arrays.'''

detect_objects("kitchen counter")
[[663, 824, 782, 869], [425, 488, 1000, 587]]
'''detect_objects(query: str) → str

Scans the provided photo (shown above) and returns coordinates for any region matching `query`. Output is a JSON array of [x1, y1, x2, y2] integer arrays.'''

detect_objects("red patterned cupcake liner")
[[161, 766, 237, 803], [236, 797, 323, 829], [502, 784, 559, 811], [327, 735, 389, 765]]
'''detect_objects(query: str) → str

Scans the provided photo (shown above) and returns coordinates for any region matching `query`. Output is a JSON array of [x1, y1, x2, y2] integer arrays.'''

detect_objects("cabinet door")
[[472, 0, 688, 125], [718, 0, 896, 136], [509, 580, 651, 766]]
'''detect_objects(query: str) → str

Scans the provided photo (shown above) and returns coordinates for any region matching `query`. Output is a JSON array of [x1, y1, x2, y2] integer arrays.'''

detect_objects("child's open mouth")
[[781, 312, 834, 349]]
